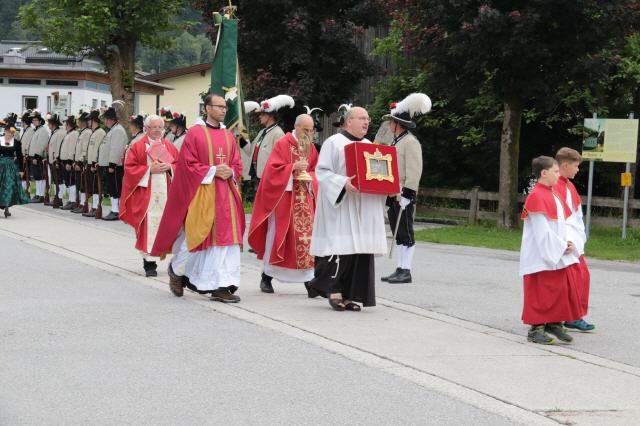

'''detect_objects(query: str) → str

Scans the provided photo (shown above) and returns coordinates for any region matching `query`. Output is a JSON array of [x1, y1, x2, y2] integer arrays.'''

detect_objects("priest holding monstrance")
[[151, 94, 245, 303], [308, 106, 390, 311]]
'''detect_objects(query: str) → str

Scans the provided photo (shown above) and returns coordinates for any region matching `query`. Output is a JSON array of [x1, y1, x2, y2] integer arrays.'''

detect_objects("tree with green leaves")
[[378, 0, 640, 228], [19, 0, 188, 119]]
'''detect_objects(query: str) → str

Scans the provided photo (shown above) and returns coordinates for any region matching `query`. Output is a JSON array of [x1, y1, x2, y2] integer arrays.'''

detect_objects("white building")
[[0, 40, 169, 118]]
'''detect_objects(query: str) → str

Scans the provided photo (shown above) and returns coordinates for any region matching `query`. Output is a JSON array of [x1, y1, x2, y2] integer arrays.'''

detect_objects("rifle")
[[95, 165, 103, 219], [74, 163, 81, 209], [43, 158, 50, 204], [83, 163, 91, 213], [52, 160, 62, 208], [23, 157, 31, 197]]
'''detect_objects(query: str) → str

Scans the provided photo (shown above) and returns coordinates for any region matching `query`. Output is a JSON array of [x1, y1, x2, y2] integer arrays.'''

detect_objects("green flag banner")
[[210, 10, 248, 139]]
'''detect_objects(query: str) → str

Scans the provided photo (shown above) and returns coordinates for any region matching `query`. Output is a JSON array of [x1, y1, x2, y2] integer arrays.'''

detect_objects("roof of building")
[[0, 40, 85, 62], [143, 63, 211, 82]]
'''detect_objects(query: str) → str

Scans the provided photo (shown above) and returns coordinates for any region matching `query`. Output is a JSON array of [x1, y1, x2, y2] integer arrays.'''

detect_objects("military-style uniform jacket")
[[252, 123, 285, 179], [172, 131, 186, 152], [393, 131, 423, 201], [47, 128, 67, 163], [20, 126, 35, 157], [240, 136, 254, 181], [28, 125, 51, 159], [101, 122, 127, 167], [87, 127, 106, 165], [59, 129, 79, 164], [75, 127, 92, 163], [163, 129, 175, 143]]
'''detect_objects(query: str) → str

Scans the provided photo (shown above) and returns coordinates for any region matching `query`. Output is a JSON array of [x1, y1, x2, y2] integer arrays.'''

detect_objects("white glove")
[[399, 197, 411, 209]]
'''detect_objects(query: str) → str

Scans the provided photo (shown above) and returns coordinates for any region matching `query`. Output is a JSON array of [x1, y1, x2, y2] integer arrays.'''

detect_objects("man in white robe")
[[309, 107, 387, 311]]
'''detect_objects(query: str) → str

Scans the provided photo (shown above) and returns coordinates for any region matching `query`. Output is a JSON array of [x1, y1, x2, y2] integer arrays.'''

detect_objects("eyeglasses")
[[208, 104, 227, 110]]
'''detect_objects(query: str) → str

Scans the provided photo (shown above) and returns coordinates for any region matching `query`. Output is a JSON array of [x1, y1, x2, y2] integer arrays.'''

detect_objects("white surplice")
[[309, 133, 387, 257], [519, 193, 580, 277]]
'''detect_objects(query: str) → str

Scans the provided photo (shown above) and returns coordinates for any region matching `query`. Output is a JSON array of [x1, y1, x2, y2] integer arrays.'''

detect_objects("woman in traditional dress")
[[0, 122, 30, 217]]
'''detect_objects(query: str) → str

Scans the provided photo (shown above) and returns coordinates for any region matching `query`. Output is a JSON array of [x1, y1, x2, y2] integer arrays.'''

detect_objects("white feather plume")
[[393, 93, 432, 117], [244, 101, 260, 113], [304, 106, 323, 115], [337, 103, 352, 113], [262, 95, 295, 112]]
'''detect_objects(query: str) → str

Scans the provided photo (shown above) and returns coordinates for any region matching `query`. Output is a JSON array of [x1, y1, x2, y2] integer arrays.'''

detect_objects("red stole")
[[248, 132, 319, 269], [521, 182, 571, 220], [119, 136, 178, 252], [151, 125, 245, 257], [552, 176, 581, 213]]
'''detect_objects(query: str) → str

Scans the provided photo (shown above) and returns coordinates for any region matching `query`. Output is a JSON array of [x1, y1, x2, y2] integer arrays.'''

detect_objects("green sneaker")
[[527, 325, 555, 345], [545, 323, 573, 343]]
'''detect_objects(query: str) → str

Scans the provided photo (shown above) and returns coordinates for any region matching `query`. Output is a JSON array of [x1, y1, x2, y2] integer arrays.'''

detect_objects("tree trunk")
[[497, 91, 523, 229], [102, 40, 136, 137]]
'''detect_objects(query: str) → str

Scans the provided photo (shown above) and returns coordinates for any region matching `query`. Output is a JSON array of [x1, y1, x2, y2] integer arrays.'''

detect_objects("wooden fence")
[[418, 187, 640, 228]]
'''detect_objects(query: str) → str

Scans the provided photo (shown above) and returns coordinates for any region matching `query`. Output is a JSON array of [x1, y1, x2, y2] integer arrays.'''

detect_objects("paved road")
[[0, 233, 513, 425]]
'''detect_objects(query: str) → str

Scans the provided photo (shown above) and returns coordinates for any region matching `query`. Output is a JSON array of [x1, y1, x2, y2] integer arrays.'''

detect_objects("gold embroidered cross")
[[296, 192, 306, 203], [216, 147, 226, 164], [299, 233, 311, 244]]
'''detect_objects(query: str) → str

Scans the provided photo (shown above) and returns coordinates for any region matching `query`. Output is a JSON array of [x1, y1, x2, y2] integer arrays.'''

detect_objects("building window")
[[45, 79, 78, 86], [92, 99, 98, 109], [23, 96, 38, 111], [98, 84, 110, 92], [9, 78, 42, 85], [101, 100, 107, 107], [86, 81, 98, 90]]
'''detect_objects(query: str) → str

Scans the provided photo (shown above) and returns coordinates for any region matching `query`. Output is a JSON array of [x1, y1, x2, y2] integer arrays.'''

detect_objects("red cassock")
[[248, 132, 319, 270], [553, 176, 590, 317], [150, 125, 245, 257], [521, 184, 583, 324], [119, 136, 178, 253]]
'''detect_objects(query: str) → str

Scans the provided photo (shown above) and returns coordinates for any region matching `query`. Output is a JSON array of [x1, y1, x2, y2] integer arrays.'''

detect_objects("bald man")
[[248, 114, 320, 296]]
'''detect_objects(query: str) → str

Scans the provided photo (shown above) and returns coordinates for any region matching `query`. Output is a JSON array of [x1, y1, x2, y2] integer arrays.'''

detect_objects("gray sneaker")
[[527, 325, 555, 345], [545, 323, 573, 343]]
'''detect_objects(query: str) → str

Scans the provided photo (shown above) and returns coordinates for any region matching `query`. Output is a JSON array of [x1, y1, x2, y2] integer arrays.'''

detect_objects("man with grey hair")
[[309, 106, 387, 311], [120, 114, 178, 277], [248, 114, 320, 295]]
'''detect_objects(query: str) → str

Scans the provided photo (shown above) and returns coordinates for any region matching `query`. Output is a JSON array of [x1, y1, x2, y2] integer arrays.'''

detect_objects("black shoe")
[[30, 196, 43, 203], [102, 211, 119, 221], [82, 209, 96, 217], [167, 263, 185, 297], [248, 248, 256, 254], [72, 206, 84, 214], [388, 269, 412, 284], [381, 267, 402, 282], [260, 273, 274, 293], [304, 281, 319, 298], [143, 260, 158, 277], [545, 323, 573, 343], [210, 288, 241, 303], [61, 202, 75, 211], [527, 325, 555, 345], [3, 207, 10, 218]]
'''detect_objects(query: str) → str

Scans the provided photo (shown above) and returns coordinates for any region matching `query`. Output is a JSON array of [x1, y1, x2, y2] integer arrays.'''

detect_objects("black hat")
[[169, 112, 187, 128], [383, 93, 432, 129], [332, 104, 352, 128], [88, 110, 101, 123], [79, 111, 90, 122], [47, 113, 62, 126], [129, 114, 144, 129], [3, 112, 18, 127], [101, 106, 118, 121], [21, 110, 32, 123], [29, 109, 44, 121], [159, 107, 173, 121], [65, 115, 77, 127]]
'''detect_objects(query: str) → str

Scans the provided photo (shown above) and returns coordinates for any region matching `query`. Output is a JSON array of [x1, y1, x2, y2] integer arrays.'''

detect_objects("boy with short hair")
[[553, 147, 594, 331], [520, 156, 583, 344]]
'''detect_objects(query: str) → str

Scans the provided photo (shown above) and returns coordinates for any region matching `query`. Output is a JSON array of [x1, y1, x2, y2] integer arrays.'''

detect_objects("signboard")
[[582, 118, 639, 163], [621, 172, 632, 187], [51, 92, 70, 117]]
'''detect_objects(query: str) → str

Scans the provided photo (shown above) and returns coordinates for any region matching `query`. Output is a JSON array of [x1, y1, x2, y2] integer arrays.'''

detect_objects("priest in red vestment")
[[120, 115, 178, 277], [248, 114, 319, 295], [151, 94, 245, 303]]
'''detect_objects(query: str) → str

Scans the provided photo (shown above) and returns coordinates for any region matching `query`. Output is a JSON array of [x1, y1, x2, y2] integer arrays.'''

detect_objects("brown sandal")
[[329, 297, 346, 311]]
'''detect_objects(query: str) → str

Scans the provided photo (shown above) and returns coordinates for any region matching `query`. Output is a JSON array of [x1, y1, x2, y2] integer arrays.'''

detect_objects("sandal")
[[329, 297, 346, 311], [344, 302, 361, 312]]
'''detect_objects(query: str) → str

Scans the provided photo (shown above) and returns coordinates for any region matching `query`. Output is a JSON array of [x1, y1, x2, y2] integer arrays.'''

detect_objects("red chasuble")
[[119, 136, 178, 252], [248, 132, 319, 270], [150, 125, 245, 258], [520, 183, 582, 324]]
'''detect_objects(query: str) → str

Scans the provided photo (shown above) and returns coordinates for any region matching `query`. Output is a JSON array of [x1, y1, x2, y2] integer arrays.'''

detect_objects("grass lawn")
[[415, 222, 640, 262]]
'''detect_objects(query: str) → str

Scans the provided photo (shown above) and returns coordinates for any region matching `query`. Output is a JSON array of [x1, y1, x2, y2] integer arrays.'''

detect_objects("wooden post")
[[468, 186, 480, 224]]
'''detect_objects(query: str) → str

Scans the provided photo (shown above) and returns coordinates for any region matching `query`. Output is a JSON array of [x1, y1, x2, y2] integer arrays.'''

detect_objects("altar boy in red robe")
[[120, 115, 178, 277], [553, 147, 594, 331], [151, 94, 245, 303], [248, 114, 319, 296], [519, 156, 583, 345]]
